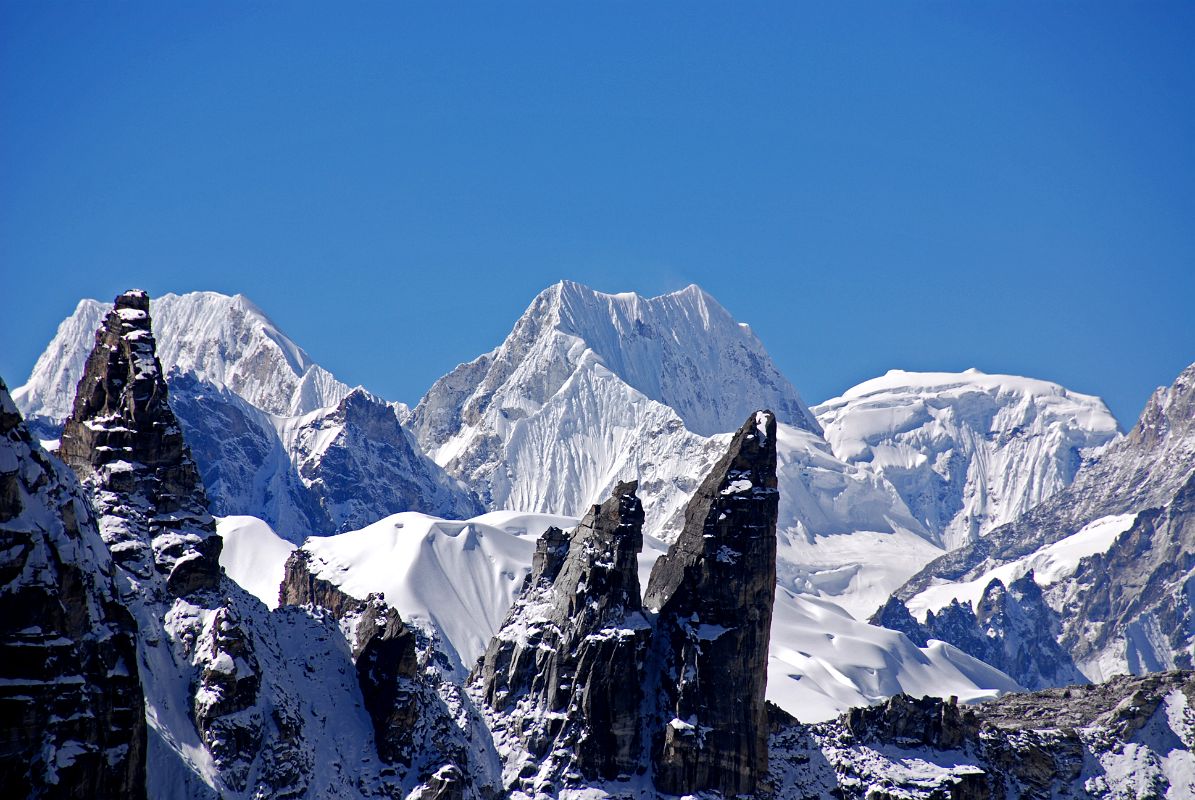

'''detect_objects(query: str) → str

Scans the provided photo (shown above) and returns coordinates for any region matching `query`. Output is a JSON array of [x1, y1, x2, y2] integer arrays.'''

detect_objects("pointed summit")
[[470, 480, 652, 793], [59, 290, 221, 596], [645, 409, 780, 797]]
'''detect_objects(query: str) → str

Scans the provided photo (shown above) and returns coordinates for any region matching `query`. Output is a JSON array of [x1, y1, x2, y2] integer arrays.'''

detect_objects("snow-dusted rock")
[[770, 670, 1195, 799], [0, 378, 145, 799]]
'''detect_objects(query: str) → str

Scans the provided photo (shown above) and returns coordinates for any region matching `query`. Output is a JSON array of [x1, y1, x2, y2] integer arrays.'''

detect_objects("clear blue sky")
[[2, 3, 1193, 426]]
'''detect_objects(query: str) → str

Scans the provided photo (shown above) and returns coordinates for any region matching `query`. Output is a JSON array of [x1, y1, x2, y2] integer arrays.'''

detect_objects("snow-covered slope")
[[411, 282, 818, 511], [767, 589, 1020, 722], [772, 424, 942, 618], [15, 292, 350, 426], [220, 511, 1017, 722], [216, 516, 297, 611], [814, 369, 1120, 550]]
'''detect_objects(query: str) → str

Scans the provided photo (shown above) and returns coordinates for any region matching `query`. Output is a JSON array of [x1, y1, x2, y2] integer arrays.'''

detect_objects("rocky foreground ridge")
[[468, 410, 779, 797], [770, 670, 1194, 799]]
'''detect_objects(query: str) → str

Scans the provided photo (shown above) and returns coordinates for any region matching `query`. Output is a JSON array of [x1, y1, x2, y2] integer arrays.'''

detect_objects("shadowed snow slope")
[[814, 369, 1120, 550], [220, 513, 1019, 720]]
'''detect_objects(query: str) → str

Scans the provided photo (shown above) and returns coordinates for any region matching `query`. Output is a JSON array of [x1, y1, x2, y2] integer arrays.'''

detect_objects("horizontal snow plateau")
[[905, 512, 1140, 621], [220, 512, 1020, 722]]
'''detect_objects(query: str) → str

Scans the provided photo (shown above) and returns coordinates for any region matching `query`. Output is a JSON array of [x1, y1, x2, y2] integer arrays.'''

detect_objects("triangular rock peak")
[[470, 479, 651, 793], [470, 411, 780, 797], [646, 409, 780, 797], [58, 289, 221, 596]]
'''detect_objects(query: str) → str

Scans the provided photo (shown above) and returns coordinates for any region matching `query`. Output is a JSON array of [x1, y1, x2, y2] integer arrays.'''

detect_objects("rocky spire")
[[644, 410, 779, 797], [58, 289, 221, 596], [0, 378, 146, 798], [470, 480, 652, 794]]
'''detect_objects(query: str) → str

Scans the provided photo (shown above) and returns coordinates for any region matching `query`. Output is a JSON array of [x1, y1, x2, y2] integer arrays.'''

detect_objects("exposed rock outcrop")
[[280, 550, 420, 764], [0, 378, 146, 799], [280, 547, 500, 797], [469, 480, 652, 793], [770, 671, 1195, 799], [58, 289, 222, 595], [51, 291, 417, 799], [469, 411, 782, 798], [645, 410, 780, 797]]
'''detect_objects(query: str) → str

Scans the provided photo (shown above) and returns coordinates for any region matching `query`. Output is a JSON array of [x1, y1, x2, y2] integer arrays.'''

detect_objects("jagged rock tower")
[[470, 411, 780, 797], [645, 409, 779, 797], [470, 480, 652, 793], [0, 378, 146, 799], [58, 289, 222, 595]]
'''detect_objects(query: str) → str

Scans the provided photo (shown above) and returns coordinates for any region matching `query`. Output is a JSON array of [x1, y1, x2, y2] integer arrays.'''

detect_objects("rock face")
[[645, 410, 780, 797], [888, 361, 1195, 686], [0, 378, 146, 799], [58, 289, 223, 596], [469, 410, 781, 797], [469, 481, 651, 793], [279, 550, 420, 764], [770, 671, 1195, 799]]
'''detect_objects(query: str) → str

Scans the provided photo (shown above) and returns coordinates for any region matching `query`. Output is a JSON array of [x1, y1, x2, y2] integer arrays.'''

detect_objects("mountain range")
[[3, 282, 1191, 798]]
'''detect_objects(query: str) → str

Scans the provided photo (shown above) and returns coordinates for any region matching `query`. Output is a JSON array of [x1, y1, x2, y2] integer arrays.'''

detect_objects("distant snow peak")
[[14, 290, 352, 426], [410, 281, 820, 544], [814, 368, 1120, 550], [16, 290, 478, 538]]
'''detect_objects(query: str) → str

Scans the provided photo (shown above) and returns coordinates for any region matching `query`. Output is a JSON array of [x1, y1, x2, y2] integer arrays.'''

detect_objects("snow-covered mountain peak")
[[510, 280, 819, 437], [408, 280, 824, 547], [815, 369, 1121, 550], [15, 290, 351, 426]]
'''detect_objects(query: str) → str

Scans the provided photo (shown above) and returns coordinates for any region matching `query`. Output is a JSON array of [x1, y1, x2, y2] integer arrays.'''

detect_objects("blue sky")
[[2, 2, 1192, 425]]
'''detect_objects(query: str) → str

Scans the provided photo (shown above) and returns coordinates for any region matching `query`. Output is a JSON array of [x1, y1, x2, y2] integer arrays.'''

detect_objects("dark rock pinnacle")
[[58, 290, 221, 596], [645, 409, 780, 798]]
